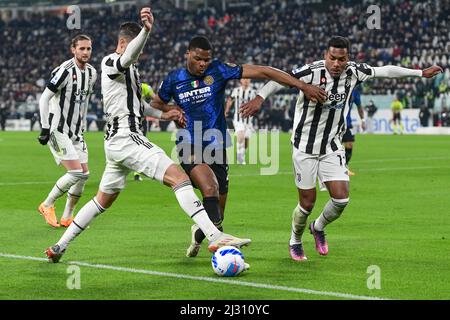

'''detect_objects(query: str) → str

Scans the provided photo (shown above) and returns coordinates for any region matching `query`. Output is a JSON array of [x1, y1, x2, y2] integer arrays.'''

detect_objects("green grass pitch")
[[0, 131, 449, 300]]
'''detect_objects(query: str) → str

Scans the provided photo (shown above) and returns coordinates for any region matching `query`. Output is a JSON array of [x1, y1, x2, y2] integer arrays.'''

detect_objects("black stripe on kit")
[[305, 69, 327, 154], [293, 71, 315, 149], [125, 68, 137, 133], [319, 75, 341, 155], [74, 69, 87, 140], [129, 133, 153, 150], [64, 66, 77, 137], [57, 86, 67, 133], [335, 69, 355, 146]]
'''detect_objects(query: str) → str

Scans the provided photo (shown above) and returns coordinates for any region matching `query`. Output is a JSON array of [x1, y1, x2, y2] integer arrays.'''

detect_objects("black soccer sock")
[[345, 147, 353, 165], [194, 197, 223, 243]]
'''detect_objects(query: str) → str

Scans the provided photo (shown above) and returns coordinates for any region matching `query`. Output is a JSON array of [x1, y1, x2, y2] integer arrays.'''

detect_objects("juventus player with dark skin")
[[240, 36, 443, 261], [44, 7, 254, 263], [152, 36, 327, 258], [37, 35, 97, 228]]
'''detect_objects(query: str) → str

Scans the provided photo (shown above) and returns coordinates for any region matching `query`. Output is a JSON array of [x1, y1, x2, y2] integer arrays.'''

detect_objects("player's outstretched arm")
[[119, 7, 154, 69], [151, 94, 186, 127], [37, 88, 56, 145], [373, 65, 443, 79], [241, 64, 326, 103], [239, 81, 284, 118]]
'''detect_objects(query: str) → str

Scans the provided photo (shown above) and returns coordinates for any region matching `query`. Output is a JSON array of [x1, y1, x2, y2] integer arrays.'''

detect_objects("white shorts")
[[292, 147, 349, 190], [233, 120, 253, 139], [99, 132, 174, 194], [48, 130, 88, 165]]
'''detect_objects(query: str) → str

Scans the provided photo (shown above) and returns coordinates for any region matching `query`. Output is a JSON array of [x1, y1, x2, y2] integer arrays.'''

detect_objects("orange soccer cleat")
[[38, 203, 60, 228], [60, 217, 74, 228]]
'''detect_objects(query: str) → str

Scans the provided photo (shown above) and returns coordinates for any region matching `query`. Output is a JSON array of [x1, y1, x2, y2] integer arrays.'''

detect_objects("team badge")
[[191, 80, 199, 88], [204, 75, 214, 86]]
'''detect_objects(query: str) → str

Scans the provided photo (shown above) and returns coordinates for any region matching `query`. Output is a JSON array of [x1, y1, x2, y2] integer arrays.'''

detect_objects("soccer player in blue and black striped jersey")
[[152, 35, 326, 257]]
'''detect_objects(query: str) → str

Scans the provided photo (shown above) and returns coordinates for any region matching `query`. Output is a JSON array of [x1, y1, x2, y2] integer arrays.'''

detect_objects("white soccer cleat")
[[186, 224, 202, 257], [207, 232, 251, 253]]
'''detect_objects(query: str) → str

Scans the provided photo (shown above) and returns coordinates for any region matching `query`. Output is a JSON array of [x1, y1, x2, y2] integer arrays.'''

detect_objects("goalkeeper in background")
[[134, 82, 155, 181]]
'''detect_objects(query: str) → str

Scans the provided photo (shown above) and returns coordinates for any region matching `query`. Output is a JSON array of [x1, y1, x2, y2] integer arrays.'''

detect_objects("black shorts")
[[342, 127, 355, 143], [178, 145, 229, 195], [393, 113, 401, 122]]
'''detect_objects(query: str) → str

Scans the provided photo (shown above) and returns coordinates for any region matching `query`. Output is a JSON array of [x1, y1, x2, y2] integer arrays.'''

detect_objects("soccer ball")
[[211, 246, 246, 277]]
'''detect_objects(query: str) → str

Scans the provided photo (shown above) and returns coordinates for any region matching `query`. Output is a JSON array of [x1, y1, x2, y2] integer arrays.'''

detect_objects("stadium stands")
[[0, 0, 449, 130]]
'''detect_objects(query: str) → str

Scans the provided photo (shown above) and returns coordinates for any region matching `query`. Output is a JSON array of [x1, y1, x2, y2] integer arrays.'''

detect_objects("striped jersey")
[[47, 58, 97, 141], [290, 60, 375, 155], [231, 86, 256, 124], [101, 52, 143, 139]]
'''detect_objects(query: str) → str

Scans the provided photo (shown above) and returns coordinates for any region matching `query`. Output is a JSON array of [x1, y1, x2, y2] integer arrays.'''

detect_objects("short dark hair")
[[188, 36, 212, 51], [119, 22, 142, 41], [327, 36, 350, 52], [71, 34, 91, 48]]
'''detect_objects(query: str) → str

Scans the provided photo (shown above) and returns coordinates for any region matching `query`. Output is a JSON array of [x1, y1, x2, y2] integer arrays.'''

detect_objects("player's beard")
[[76, 56, 89, 67]]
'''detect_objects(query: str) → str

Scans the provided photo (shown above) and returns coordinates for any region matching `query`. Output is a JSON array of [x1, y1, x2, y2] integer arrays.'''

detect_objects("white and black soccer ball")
[[211, 246, 246, 277]]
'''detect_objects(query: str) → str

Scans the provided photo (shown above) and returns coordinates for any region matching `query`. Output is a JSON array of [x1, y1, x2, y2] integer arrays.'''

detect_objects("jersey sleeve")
[[47, 67, 69, 93], [157, 75, 173, 104], [103, 55, 126, 74], [352, 62, 376, 82], [290, 65, 313, 83], [218, 61, 243, 81]]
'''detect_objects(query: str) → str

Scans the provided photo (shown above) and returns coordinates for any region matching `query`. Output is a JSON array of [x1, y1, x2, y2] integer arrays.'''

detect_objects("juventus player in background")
[[37, 34, 97, 228], [225, 79, 256, 164], [44, 7, 254, 263], [240, 36, 443, 261], [152, 35, 326, 259]]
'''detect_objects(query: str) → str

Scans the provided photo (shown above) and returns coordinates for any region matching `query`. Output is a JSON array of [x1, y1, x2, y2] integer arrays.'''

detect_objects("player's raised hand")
[[302, 84, 327, 104], [37, 128, 50, 145], [422, 66, 443, 78], [140, 7, 154, 32], [240, 96, 264, 118]]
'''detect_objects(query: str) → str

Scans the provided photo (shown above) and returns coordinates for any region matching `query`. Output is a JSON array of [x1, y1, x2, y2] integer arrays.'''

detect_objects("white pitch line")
[[0, 252, 388, 300]]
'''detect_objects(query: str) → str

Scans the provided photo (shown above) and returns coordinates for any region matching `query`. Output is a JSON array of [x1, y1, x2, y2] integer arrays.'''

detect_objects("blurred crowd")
[[1, 0, 449, 130]]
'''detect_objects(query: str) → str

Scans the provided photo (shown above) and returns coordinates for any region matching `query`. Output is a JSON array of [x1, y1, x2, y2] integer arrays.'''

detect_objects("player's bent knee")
[[331, 197, 349, 210], [163, 164, 188, 187], [67, 169, 84, 183]]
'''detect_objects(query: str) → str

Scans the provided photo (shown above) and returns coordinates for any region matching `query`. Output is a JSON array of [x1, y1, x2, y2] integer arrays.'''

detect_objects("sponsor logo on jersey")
[[179, 86, 211, 100], [50, 74, 60, 85], [327, 92, 347, 103]]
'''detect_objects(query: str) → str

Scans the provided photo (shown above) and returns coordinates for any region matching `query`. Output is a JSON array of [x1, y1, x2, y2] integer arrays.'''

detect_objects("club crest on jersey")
[[191, 80, 199, 88], [204, 75, 214, 86]]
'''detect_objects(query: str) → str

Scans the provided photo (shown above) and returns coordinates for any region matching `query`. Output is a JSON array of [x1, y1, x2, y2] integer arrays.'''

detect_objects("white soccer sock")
[[314, 198, 349, 231], [237, 142, 245, 161], [57, 197, 105, 250], [61, 172, 89, 220], [44, 170, 84, 207], [173, 182, 220, 241], [289, 204, 311, 246]]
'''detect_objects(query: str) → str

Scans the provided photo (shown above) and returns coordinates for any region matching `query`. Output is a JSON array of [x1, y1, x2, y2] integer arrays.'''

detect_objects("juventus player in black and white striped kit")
[[37, 35, 97, 229], [45, 7, 251, 263], [225, 79, 256, 164], [240, 36, 442, 261]]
